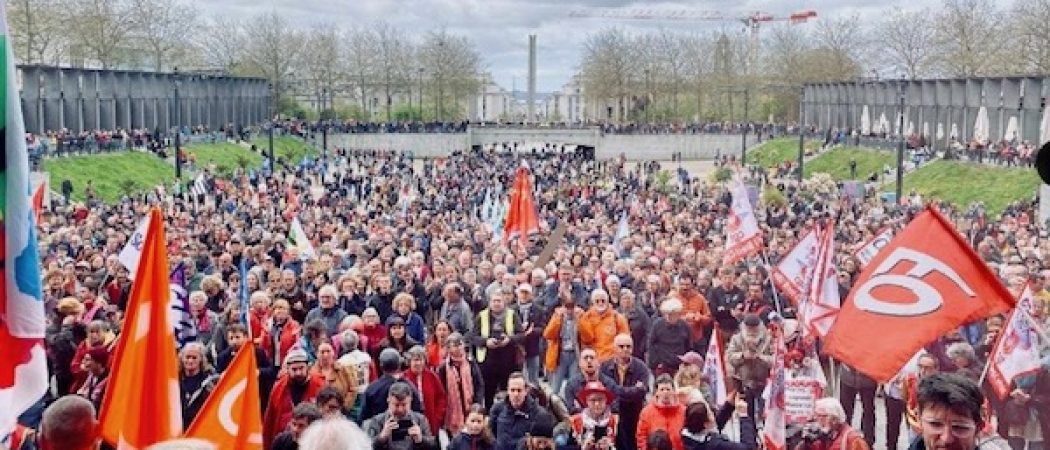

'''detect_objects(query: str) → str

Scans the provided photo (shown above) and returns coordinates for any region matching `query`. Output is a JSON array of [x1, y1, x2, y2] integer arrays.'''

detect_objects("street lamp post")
[[896, 76, 906, 204], [798, 86, 805, 182], [417, 68, 424, 121], [268, 82, 275, 176], [173, 68, 182, 180], [644, 69, 651, 123], [741, 87, 749, 164]]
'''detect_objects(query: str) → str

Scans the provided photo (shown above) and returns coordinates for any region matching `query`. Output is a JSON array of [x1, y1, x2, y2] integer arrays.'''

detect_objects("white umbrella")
[[936, 123, 944, 140], [1041, 107, 1050, 145], [906, 120, 915, 136], [951, 123, 959, 140], [860, 106, 871, 135], [923, 122, 930, 139], [878, 113, 889, 134], [1003, 116, 1019, 141], [973, 106, 990, 142]]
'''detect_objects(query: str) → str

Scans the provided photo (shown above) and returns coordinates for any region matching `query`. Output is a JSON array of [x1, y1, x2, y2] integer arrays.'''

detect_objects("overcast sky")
[[199, 0, 967, 94]]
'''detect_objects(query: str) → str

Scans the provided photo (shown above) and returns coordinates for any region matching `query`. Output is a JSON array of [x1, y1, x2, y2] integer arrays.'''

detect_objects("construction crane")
[[568, 8, 818, 74]]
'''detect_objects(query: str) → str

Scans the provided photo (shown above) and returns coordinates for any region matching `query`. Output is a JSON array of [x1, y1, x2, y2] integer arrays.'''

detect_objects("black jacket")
[[360, 374, 425, 423], [448, 433, 494, 450], [598, 357, 650, 413], [490, 397, 550, 450], [647, 317, 692, 372]]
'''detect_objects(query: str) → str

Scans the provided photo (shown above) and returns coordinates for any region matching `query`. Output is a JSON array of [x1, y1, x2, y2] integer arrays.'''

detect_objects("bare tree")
[[580, 28, 634, 122], [8, 0, 65, 64], [933, 0, 1009, 77], [1011, 0, 1050, 73], [878, 8, 937, 79], [343, 26, 378, 115], [655, 30, 689, 119], [812, 15, 866, 81], [128, 0, 197, 71], [61, 0, 135, 68], [197, 16, 247, 74], [241, 10, 305, 115], [418, 29, 481, 121], [372, 23, 413, 122], [301, 24, 344, 115]]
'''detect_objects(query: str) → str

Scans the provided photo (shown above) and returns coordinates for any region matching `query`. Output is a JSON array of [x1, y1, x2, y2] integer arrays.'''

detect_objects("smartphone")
[[593, 425, 607, 440]]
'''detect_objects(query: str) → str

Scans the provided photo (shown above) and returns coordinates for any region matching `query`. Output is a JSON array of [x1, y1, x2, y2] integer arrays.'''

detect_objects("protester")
[[471, 288, 526, 406], [363, 382, 440, 450], [404, 345, 448, 434], [437, 332, 486, 435], [563, 381, 619, 450], [580, 289, 630, 361], [794, 398, 870, 450], [448, 404, 495, 450], [543, 291, 585, 396], [681, 397, 757, 450], [298, 417, 371, 450], [272, 402, 324, 450], [263, 349, 326, 449], [599, 334, 651, 450], [36, 395, 100, 450], [637, 374, 686, 450], [178, 342, 216, 429], [490, 372, 552, 450]]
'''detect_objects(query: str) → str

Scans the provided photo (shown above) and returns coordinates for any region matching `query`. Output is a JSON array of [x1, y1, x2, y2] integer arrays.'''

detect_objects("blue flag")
[[239, 258, 250, 337]]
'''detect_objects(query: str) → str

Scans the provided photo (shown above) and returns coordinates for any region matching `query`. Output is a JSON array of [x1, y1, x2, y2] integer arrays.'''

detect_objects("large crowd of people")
[[8, 130, 1049, 450]]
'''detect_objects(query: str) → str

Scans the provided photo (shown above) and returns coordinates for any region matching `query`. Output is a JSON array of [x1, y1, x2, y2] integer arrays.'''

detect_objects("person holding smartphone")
[[364, 381, 439, 450], [564, 381, 619, 450]]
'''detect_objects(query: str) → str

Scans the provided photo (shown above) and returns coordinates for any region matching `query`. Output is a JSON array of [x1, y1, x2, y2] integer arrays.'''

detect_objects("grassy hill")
[[185, 142, 264, 175], [892, 160, 1039, 216], [746, 138, 822, 168], [42, 152, 175, 203], [804, 147, 896, 180]]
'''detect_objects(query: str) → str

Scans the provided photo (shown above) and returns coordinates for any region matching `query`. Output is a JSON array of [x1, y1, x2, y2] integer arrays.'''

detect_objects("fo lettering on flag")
[[762, 329, 787, 450], [185, 343, 263, 449], [986, 284, 1043, 399], [723, 178, 763, 265], [823, 206, 1014, 382]]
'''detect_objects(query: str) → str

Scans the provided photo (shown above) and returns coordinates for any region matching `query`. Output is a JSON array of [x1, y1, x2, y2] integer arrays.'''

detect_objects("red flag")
[[30, 182, 44, 223], [185, 343, 263, 449], [503, 166, 540, 243], [823, 206, 1015, 382], [99, 207, 183, 448]]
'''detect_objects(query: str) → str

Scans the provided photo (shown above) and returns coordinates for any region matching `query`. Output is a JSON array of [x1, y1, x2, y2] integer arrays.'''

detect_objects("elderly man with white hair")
[[799, 398, 870, 450], [305, 284, 348, 337], [647, 297, 693, 377]]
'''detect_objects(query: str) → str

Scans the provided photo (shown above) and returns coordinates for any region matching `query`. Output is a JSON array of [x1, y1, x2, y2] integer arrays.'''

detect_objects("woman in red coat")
[[405, 346, 448, 434], [258, 299, 301, 368]]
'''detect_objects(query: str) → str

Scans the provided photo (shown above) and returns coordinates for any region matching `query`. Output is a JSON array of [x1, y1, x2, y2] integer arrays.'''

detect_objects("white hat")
[[660, 298, 683, 314], [517, 283, 533, 293]]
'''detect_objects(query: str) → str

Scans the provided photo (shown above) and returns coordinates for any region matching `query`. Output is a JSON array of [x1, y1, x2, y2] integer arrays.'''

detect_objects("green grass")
[[746, 138, 822, 168], [42, 152, 175, 203], [804, 147, 895, 180], [185, 142, 264, 175], [250, 136, 319, 166], [890, 160, 1039, 216]]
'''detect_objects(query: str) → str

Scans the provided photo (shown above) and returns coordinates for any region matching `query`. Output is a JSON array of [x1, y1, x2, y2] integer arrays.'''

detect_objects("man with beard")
[[361, 348, 424, 422], [564, 348, 603, 414], [469, 288, 526, 406], [490, 372, 554, 450], [795, 398, 870, 450], [599, 334, 651, 450], [263, 349, 325, 450], [364, 382, 439, 450]]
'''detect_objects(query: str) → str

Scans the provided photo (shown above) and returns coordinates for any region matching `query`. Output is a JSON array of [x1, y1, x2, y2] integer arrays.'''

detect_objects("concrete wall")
[[803, 77, 1048, 145], [330, 128, 758, 160], [18, 65, 270, 134]]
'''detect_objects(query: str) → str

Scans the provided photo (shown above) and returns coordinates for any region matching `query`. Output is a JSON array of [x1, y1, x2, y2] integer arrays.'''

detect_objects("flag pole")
[[760, 249, 784, 317]]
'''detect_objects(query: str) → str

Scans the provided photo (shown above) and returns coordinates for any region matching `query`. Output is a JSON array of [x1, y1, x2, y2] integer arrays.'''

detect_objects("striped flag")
[[612, 209, 629, 254], [987, 284, 1043, 399], [701, 328, 728, 407], [0, 3, 48, 439], [190, 172, 207, 198], [170, 263, 195, 348], [724, 177, 763, 264], [762, 329, 787, 450]]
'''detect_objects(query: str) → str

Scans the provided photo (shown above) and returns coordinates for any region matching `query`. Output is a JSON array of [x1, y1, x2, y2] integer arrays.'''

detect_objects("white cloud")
[[198, 0, 942, 92]]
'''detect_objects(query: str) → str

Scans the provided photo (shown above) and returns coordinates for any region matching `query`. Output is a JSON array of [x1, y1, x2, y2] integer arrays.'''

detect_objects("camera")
[[800, 422, 830, 443], [392, 418, 414, 440], [592, 425, 608, 440]]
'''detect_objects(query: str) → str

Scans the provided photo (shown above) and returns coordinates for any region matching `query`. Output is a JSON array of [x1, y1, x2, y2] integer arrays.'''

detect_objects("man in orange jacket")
[[580, 289, 630, 361], [263, 349, 325, 450], [673, 272, 712, 349]]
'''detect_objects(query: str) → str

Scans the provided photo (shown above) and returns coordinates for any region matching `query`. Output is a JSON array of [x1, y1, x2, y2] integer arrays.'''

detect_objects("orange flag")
[[823, 206, 1015, 382], [185, 343, 263, 449], [30, 182, 44, 223], [502, 165, 540, 243], [99, 207, 183, 448]]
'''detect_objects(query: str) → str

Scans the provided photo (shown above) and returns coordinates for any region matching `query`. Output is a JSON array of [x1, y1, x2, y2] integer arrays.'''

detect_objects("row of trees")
[[578, 0, 1050, 123], [7, 0, 484, 121]]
